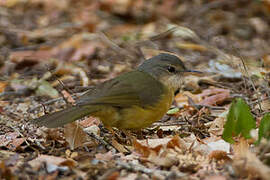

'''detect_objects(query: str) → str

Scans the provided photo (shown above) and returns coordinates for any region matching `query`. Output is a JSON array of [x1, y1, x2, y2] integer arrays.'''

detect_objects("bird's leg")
[[134, 130, 144, 139], [121, 130, 135, 145], [105, 126, 115, 136], [104, 126, 129, 144]]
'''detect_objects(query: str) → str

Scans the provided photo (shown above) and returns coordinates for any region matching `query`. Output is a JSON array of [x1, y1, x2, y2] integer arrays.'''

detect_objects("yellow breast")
[[116, 87, 174, 130], [92, 86, 174, 130]]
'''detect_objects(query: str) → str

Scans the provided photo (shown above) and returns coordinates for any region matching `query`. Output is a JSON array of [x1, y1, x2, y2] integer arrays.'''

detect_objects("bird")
[[31, 53, 199, 130]]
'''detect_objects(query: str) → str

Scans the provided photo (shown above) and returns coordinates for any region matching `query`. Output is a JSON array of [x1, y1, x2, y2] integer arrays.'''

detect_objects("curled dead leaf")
[[208, 150, 231, 161], [29, 155, 77, 171]]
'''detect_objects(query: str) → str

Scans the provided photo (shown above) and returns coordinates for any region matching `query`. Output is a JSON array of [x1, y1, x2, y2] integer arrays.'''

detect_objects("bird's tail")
[[31, 105, 99, 128]]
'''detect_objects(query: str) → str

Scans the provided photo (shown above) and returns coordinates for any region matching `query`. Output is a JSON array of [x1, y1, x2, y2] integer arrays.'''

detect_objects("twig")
[[249, 96, 270, 106], [85, 131, 116, 152], [198, 79, 238, 93], [234, 49, 262, 111], [116, 161, 187, 178], [98, 31, 134, 60], [28, 92, 84, 113], [259, 141, 270, 161], [0, 90, 29, 98], [194, 104, 226, 111], [197, 0, 235, 15]]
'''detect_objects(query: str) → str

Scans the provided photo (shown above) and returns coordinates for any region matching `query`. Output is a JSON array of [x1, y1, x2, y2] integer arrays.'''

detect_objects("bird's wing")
[[76, 71, 165, 108]]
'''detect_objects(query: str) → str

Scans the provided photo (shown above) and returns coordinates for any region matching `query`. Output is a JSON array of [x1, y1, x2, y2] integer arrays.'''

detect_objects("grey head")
[[137, 53, 189, 92]]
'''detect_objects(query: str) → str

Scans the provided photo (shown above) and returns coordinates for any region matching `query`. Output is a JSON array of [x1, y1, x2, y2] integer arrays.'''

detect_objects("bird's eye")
[[167, 66, 176, 73]]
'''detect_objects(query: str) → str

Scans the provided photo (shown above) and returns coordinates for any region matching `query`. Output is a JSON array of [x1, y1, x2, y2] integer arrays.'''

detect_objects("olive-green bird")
[[32, 53, 198, 129]]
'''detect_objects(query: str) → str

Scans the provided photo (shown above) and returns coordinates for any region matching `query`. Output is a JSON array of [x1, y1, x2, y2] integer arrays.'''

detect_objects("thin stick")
[[85, 131, 117, 152], [234, 49, 262, 111], [28, 93, 84, 113], [116, 161, 187, 178]]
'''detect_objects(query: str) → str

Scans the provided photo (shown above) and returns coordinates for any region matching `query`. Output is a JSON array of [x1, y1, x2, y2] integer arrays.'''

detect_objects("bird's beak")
[[183, 70, 203, 76], [185, 70, 202, 73]]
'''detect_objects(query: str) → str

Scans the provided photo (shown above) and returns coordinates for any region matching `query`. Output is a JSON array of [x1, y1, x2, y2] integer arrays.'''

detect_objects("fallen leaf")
[[111, 139, 129, 154], [29, 155, 77, 171], [83, 125, 100, 137], [198, 88, 230, 106], [233, 139, 270, 180], [0, 81, 7, 93], [9, 50, 52, 64], [208, 150, 231, 161], [80, 116, 100, 127], [207, 112, 227, 136], [208, 60, 242, 79], [134, 135, 188, 158], [61, 90, 75, 104], [147, 150, 178, 167], [206, 139, 230, 153], [176, 42, 207, 51], [36, 80, 59, 98], [95, 151, 114, 162], [206, 175, 227, 180], [175, 91, 199, 106], [118, 173, 138, 180], [0, 161, 15, 179], [7, 138, 25, 151], [0, 132, 25, 151], [64, 122, 88, 150]]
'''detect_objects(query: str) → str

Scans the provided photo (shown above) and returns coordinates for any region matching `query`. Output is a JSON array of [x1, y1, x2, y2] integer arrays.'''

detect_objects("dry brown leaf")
[[39, 128, 65, 142], [105, 171, 120, 180], [134, 135, 188, 158], [61, 90, 75, 104], [206, 175, 227, 180], [70, 41, 101, 61], [79, 116, 100, 128], [0, 151, 22, 166], [65, 149, 78, 159], [134, 137, 184, 167], [95, 151, 114, 162], [51, 33, 104, 62], [0, 132, 19, 147], [9, 50, 53, 63], [198, 88, 230, 106], [208, 150, 231, 161], [233, 139, 270, 180], [118, 173, 138, 180], [111, 139, 129, 154], [64, 122, 88, 150], [207, 116, 226, 136], [175, 91, 199, 106], [147, 150, 178, 167], [132, 139, 153, 157], [176, 42, 207, 51], [29, 155, 76, 170], [0, 132, 25, 151], [0, 161, 15, 179], [6, 138, 25, 151], [258, 98, 270, 111], [0, 81, 7, 93], [55, 64, 89, 86], [263, 54, 270, 68]]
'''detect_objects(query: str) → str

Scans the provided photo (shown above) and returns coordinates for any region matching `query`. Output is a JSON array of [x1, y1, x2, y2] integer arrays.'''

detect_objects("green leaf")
[[222, 98, 256, 144], [36, 80, 59, 98], [222, 100, 237, 144], [167, 107, 179, 115], [258, 113, 270, 143]]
